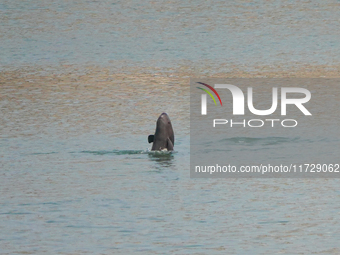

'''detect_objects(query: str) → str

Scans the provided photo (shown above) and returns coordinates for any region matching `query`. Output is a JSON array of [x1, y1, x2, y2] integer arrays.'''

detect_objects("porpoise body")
[[148, 113, 174, 151]]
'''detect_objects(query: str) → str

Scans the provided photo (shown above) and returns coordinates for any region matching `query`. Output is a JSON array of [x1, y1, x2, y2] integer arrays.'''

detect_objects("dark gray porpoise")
[[148, 113, 175, 151]]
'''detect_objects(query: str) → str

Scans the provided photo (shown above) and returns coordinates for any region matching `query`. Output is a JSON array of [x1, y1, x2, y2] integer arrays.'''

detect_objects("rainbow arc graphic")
[[196, 82, 223, 106]]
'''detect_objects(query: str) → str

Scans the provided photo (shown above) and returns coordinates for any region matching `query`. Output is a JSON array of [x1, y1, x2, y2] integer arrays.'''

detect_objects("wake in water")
[[79, 149, 176, 156], [28, 149, 176, 156], [81, 149, 175, 165]]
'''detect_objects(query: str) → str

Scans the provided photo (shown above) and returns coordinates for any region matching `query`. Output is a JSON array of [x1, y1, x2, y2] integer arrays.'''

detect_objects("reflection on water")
[[148, 152, 175, 169]]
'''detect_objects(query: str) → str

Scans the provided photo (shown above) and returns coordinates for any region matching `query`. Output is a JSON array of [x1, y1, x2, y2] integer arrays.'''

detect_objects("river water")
[[1, 0, 340, 254]]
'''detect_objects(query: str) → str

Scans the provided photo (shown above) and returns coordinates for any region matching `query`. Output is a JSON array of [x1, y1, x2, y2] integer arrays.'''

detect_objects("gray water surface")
[[1, 0, 340, 254], [1, 0, 340, 70], [1, 75, 340, 254]]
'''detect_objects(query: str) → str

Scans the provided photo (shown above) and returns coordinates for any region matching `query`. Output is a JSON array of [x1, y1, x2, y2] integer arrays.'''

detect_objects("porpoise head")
[[148, 112, 175, 151], [156, 112, 171, 129]]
